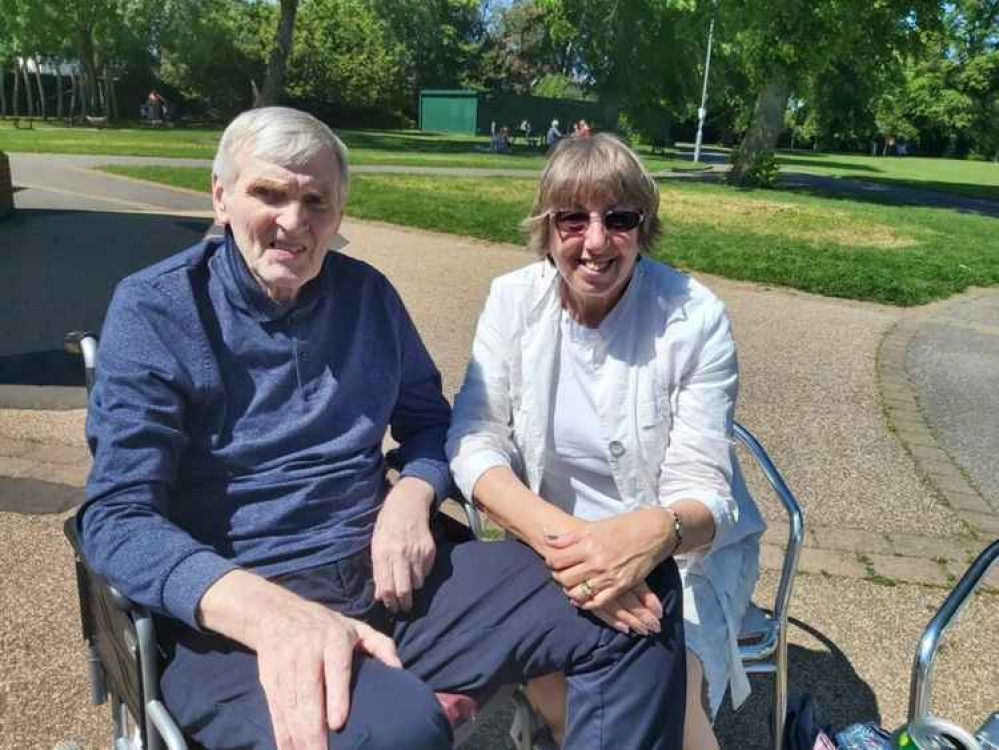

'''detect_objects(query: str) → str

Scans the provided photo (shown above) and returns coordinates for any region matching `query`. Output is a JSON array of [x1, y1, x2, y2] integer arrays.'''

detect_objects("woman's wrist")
[[662, 506, 684, 557]]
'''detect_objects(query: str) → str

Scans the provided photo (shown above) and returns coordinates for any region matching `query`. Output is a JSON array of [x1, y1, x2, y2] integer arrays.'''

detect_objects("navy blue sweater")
[[80, 236, 452, 629]]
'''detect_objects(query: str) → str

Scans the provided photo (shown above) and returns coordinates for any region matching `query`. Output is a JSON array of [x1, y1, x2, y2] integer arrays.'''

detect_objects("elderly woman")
[[446, 133, 765, 749]]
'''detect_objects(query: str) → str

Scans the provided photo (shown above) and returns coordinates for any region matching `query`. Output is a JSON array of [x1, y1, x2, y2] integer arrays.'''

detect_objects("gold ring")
[[579, 580, 594, 599]]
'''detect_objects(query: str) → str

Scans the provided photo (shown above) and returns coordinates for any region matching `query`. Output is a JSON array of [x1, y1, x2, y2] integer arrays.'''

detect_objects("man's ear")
[[211, 174, 229, 226]]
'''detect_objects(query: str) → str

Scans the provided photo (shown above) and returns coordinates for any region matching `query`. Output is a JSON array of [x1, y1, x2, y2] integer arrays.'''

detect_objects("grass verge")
[[98, 164, 999, 306], [0, 120, 699, 172]]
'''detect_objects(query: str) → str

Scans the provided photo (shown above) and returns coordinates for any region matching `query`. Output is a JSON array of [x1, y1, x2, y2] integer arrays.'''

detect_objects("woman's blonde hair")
[[523, 133, 661, 257]]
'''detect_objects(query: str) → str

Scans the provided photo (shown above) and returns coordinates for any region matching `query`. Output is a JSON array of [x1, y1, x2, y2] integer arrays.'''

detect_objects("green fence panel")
[[419, 90, 479, 134]]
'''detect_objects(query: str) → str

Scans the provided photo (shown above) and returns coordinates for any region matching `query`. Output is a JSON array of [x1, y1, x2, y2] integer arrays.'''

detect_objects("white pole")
[[693, 10, 716, 163]]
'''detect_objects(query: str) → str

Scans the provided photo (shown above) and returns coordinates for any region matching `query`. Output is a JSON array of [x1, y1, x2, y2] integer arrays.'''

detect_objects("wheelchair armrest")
[[64, 332, 98, 393], [733, 422, 804, 632]]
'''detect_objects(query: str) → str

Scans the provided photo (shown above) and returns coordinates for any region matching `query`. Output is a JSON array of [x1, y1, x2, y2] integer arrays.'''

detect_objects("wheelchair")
[[64, 331, 804, 750]]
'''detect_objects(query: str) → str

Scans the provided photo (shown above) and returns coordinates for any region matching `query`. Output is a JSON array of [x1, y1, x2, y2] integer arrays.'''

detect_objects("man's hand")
[[254, 599, 401, 749], [198, 569, 401, 750], [371, 477, 436, 613], [542, 507, 674, 612]]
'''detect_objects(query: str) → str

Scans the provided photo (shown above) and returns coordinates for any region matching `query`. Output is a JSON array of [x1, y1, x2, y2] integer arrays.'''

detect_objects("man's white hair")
[[213, 107, 349, 207]]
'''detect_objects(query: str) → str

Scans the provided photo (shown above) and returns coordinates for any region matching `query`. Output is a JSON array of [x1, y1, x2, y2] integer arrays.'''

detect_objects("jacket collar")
[[213, 228, 331, 323]]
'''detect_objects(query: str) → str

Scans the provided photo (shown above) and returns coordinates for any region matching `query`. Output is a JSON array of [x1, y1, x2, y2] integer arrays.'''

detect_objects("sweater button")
[[608, 441, 625, 457]]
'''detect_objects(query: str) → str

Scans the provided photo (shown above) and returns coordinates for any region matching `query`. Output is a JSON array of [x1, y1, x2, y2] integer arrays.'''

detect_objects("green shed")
[[419, 90, 479, 134], [420, 89, 612, 136]]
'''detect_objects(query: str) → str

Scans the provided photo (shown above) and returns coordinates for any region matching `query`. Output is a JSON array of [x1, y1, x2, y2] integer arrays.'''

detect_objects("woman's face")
[[547, 200, 643, 325]]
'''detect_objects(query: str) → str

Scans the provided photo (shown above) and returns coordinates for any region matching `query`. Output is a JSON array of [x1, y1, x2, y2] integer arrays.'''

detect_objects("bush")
[[728, 148, 779, 188]]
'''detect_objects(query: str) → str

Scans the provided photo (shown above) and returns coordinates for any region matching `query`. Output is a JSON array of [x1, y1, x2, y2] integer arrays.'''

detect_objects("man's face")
[[213, 148, 343, 303]]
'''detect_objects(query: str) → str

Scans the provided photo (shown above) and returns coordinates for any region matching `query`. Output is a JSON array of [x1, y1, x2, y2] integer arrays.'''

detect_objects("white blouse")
[[447, 257, 766, 716]]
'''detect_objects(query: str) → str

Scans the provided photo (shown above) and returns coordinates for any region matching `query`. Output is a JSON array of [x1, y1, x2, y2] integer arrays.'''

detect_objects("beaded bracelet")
[[664, 506, 684, 557]]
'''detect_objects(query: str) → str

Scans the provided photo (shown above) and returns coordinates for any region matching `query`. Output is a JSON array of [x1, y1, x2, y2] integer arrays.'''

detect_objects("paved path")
[[1, 155, 997, 750]]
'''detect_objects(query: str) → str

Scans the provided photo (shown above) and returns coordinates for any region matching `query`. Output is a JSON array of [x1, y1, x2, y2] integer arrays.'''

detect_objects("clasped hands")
[[540, 507, 675, 637]]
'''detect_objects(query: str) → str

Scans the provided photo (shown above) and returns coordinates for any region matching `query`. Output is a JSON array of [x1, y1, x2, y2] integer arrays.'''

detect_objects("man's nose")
[[277, 200, 309, 232]]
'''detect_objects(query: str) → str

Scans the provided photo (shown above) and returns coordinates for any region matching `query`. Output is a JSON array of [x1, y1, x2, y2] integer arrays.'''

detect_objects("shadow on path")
[[715, 616, 881, 749], [0, 208, 210, 386]]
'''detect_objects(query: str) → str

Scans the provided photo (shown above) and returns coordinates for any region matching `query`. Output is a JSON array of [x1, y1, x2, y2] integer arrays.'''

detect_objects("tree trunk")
[[75, 25, 100, 116], [13, 60, 21, 117], [33, 58, 46, 120], [729, 72, 791, 185], [0, 64, 7, 116], [21, 59, 34, 118], [56, 62, 64, 119], [68, 68, 77, 120], [261, 0, 299, 106], [105, 66, 117, 119]]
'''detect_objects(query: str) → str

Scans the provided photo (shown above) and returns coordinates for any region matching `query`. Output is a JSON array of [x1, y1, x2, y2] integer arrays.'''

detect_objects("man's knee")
[[339, 659, 451, 750]]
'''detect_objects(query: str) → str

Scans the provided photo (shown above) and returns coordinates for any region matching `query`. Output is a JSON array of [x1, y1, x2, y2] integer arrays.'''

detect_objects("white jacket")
[[447, 257, 766, 714]]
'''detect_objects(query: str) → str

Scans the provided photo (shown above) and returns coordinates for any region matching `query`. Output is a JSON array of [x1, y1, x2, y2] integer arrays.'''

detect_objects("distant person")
[[520, 119, 532, 143], [546, 119, 563, 148], [495, 126, 512, 153], [146, 90, 165, 124], [576, 119, 592, 138]]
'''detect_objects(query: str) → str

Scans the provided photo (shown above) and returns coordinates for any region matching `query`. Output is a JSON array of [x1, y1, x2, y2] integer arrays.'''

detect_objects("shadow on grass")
[[0, 208, 210, 387], [715, 615, 881, 749], [777, 156, 881, 173], [654, 170, 999, 219], [779, 173, 999, 219]]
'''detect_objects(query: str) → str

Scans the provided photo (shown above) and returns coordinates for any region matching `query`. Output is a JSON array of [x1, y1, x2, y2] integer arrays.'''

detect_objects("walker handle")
[[908, 539, 999, 723]]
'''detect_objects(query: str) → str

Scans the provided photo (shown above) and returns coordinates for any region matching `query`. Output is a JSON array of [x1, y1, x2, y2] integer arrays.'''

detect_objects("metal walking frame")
[[901, 539, 999, 749]]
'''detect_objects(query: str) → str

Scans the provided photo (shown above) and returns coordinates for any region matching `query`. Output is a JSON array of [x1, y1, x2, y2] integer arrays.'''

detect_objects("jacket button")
[[608, 441, 625, 457]]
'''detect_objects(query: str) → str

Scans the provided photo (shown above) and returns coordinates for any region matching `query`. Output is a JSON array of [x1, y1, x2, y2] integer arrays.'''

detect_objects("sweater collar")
[[215, 229, 331, 322]]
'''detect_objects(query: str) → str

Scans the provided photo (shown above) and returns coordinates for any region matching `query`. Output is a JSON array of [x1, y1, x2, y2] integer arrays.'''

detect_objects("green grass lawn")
[[98, 164, 998, 306], [776, 149, 999, 202], [0, 120, 698, 172]]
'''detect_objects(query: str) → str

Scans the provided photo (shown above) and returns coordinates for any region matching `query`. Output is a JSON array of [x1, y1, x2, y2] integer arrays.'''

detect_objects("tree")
[[159, 0, 273, 115], [537, 0, 702, 137], [287, 0, 408, 112], [724, 0, 939, 184], [473, 0, 573, 94], [261, 0, 298, 106], [368, 0, 483, 101]]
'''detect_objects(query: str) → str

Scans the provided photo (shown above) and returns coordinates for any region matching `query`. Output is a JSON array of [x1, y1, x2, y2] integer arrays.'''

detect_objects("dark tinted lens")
[[604, 210, 643, 231], [554, 211, 590, 233]]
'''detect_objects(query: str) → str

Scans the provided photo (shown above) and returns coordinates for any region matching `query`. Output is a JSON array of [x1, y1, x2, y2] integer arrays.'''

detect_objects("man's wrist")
[[386, 476, 436, 512]]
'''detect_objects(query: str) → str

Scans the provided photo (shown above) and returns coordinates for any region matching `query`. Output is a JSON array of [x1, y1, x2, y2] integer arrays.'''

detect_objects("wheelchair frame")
[[64, 331, 804, 750]]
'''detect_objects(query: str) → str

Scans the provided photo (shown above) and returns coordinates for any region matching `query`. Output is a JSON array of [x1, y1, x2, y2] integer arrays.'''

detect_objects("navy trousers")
[[160, 539, 686, 750]]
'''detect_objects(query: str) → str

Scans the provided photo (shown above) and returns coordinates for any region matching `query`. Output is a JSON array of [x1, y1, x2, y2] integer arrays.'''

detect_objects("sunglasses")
[[550, 209, 644, 234]]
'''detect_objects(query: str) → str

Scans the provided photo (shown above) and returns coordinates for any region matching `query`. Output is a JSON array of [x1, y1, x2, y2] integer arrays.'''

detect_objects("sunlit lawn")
[[98, 164, 999, 306], [0, 120, 698, 172]]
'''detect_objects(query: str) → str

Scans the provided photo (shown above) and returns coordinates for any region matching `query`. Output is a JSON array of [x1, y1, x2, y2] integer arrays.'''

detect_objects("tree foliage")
[[536, 0, 703, 135]]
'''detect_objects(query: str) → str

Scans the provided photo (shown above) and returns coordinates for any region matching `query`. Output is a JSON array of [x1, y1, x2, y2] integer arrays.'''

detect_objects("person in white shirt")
[[446, 133, 765, 749]]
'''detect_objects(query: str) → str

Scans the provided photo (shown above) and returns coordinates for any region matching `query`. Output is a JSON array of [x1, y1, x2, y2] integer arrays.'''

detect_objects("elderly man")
[[79, 107, 686, 750]]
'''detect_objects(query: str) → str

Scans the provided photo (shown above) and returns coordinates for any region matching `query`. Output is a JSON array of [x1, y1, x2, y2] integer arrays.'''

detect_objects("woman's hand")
[[591, 582, 664, 636], [542, 506, 674, 612]]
